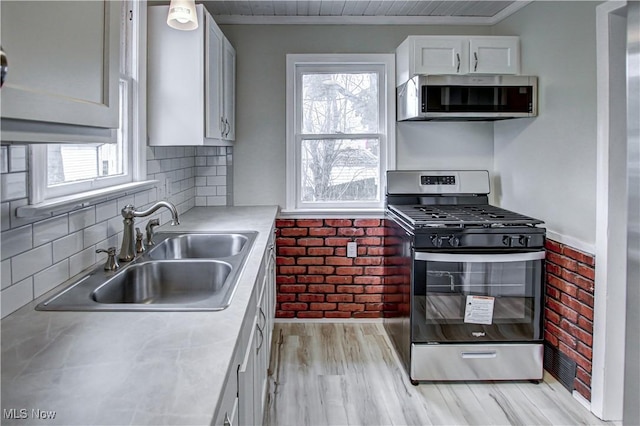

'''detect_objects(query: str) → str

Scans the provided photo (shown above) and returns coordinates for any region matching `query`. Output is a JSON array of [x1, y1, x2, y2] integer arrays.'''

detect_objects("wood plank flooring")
[[266, 322, 614, 426]]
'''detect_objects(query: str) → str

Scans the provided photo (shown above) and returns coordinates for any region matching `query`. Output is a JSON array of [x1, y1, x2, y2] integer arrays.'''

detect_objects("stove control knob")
[[448, 236, 460, 247], [519, 235, 531, 247], [430, 235, 443, 247], [502, 236, 512, 247]]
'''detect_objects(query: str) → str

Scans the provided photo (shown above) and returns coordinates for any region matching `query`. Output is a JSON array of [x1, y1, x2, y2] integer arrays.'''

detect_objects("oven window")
[[412, 256, 543, 343]]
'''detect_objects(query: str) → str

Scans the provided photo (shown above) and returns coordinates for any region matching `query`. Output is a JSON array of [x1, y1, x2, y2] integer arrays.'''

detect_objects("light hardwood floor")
[[266, 322, 613, 426]]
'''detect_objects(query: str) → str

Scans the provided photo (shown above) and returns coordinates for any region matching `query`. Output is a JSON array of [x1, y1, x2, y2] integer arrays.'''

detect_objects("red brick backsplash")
[[544, 239, 595, 401], [276, 218, 392, 319]]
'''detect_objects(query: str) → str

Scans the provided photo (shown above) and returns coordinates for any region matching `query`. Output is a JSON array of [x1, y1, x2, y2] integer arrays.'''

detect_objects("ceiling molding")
[[486, 0, 532, 25], [214, 14, 504, 25]]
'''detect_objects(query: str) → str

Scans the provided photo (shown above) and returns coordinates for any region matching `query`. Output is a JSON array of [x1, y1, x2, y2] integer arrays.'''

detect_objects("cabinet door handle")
[[474, 52, 478, 72], [224, 118, 230, 138], [259, 306, 266, 328], [220, 116, 225, 137], [256, 324, 264, 354], [456, 53, 460, 73]]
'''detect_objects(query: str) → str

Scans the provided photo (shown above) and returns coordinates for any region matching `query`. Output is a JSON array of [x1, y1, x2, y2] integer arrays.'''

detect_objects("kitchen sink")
[[36, 231, 257, 312], [148, 233, 250, 259], [92, 260, 232, 305]]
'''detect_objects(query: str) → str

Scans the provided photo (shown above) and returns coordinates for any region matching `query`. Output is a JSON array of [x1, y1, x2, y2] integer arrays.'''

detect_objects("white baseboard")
[[572, 390, 591, 411]]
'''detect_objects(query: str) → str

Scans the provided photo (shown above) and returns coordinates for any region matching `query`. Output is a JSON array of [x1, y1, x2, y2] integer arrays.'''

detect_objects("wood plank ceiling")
[[198, 1, 531, 24]]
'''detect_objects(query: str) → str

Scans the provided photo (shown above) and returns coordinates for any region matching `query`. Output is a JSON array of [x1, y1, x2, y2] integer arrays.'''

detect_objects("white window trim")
[[23, 0, 148, 215], [284, 53, 396, 214]]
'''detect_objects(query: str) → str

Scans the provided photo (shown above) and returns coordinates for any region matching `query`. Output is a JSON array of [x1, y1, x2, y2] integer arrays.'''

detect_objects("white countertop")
[[1, 206, 279, 426]]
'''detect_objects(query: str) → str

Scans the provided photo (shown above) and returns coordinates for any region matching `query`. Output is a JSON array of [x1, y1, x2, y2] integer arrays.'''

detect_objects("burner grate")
[[389, 204, 543, 228]]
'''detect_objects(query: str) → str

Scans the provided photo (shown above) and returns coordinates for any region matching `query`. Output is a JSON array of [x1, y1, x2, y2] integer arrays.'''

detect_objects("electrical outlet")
[[347, 241, 357, 258]]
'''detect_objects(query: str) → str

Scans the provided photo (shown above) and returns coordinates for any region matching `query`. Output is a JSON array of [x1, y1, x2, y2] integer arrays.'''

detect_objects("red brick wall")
[[544, 239, 595, 401], [276, 218, 397, 319]]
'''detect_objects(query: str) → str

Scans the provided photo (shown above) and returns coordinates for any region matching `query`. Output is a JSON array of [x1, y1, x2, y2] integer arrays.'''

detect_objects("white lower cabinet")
[[215, 227, 275, 426]]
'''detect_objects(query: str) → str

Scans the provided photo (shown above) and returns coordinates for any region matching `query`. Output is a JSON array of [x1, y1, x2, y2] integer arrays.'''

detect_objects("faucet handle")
[[96, 247, 120, 271], [146, 219, 160, 246], [135, 228, 145, 253]]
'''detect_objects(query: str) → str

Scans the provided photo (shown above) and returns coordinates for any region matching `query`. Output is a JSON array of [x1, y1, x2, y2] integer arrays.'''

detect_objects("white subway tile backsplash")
[[1, 146, 8, 173], [196, 186, 218, 197], [195, 166, 209, 177], [195, 177, 207, 187], [1, 202, 10, 231], [33, 260, 70, 298], [195, 197, 206, 206], [1, 277, 34, 318], [11, 243, 53, 283], [207, 176, 226, 186], [33, 215, 69, 247], [207, 156, 225, 167], [1, 225, 33, 260], [106, 216, 123, 238], [69, 207, 96, 232], [147, 159, 161, 174], [2, 259, 12, 290], [206, 196, 226, 206], [96, 199, 118, 223], [83, 222, 108, 248], [117, 195, 135, 211], [69, 247, 96, 277], [53, 231, 84, 264], [134, 190, 150, 207], [1, 172, 27, 201], [9, 146, 27, 172], [216, 166, 227, 176]]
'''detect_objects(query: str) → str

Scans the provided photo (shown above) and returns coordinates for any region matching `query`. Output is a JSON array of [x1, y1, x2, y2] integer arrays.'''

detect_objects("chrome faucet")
[[119, 201, 180, 262]]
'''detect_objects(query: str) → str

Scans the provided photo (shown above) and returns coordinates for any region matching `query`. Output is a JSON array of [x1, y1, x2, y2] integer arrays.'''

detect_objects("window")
[[286, 54, 395, 212], [29, 0, 143, 204]]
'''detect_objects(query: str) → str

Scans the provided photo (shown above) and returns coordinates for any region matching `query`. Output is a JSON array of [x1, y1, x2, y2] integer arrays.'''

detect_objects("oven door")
[[412, 251, 544, 344]]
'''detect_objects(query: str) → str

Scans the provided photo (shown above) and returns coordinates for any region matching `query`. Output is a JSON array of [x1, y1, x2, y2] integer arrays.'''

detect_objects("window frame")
[[28, 0, 147, 205], [285, 54, 396, 214]]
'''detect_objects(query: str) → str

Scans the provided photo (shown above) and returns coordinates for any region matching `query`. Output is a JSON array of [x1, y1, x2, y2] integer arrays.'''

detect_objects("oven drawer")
[[410, 343, 543, 381]]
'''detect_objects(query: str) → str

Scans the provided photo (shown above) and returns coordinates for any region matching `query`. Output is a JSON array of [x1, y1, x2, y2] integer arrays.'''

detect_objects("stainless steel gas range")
[[383, 170, 546, 384]]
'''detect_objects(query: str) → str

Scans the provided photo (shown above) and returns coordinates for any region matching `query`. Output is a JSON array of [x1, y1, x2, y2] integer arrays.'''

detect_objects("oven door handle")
[[414, 251, 545, 263]]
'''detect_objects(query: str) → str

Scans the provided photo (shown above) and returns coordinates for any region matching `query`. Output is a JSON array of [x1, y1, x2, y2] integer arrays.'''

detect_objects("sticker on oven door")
[[464, 295, 495, 325]]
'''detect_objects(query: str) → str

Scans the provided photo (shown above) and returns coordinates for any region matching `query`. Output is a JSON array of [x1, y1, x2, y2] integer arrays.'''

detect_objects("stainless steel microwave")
[[397, 74, 538, 121]]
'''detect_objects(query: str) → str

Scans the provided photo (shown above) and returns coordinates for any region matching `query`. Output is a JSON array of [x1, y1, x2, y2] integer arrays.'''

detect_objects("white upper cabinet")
[[396, 36, 520, 86], [148, 4, 235, 146], [410, 37, 469, 77], [469, 37, 520, 74], [0, 0, 120, 143], [222, 38, 236, 141]]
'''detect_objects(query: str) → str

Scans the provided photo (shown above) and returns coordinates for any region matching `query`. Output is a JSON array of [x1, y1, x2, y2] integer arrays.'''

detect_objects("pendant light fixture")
[[167, 0, 198, 31]]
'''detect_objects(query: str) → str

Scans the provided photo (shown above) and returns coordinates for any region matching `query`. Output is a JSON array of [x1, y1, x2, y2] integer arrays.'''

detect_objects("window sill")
[[16, 180, 159, 218], [278, 208, 385, 219]]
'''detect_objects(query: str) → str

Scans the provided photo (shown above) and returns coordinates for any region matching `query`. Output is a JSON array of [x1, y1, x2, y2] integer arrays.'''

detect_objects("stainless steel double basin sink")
[[36, 232, 257, 312]]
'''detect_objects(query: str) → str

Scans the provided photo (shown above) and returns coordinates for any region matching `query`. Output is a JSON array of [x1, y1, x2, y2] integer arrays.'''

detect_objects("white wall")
[[221, 24, 494, 207], [492, 2, 600, 249]]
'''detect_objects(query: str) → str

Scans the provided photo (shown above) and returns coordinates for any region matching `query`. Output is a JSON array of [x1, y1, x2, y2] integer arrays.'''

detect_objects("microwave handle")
[[414, 251, 545, 263], [473, 52, 478, 72], [456, 53, 460, 73]]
